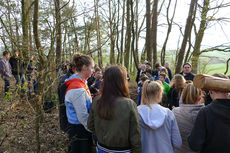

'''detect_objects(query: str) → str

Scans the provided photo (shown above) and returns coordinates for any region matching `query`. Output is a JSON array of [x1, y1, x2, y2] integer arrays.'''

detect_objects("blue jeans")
[[13, 74, 25, 86]]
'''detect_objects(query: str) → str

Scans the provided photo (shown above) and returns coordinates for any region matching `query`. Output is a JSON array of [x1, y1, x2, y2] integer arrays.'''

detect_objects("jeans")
[[13, 74, 25, 86], [14, 74, 25, 92], [4, 79, 10, 95]]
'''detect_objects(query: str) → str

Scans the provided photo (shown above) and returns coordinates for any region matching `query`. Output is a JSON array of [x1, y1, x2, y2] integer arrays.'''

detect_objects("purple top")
[[0, 57, 12, 80]]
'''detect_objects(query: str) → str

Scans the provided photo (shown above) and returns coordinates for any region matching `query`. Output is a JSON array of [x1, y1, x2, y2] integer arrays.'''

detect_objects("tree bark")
[[191, 0, 210, 73], [120, 0, 126, 65], [146, 0, 152, 64], [175, 0, 198, 74], [151, 0, 158, 65], [55, 0, 62, 66], [124, 0, 131, 70], [109, 0, 115, 64], [94, 0, 103, 67], [161, 0, 177, 66], [131, 0, 139, 69]]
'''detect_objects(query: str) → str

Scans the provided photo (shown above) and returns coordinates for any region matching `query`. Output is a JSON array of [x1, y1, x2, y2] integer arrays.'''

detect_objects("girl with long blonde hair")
[[138, 80, 182, 153]]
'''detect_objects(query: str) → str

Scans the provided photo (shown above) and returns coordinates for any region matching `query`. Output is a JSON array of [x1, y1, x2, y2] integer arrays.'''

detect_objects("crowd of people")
[[56, 52, 230, 153], [0, 50, 37, 96], [1, 50, 230, 153]]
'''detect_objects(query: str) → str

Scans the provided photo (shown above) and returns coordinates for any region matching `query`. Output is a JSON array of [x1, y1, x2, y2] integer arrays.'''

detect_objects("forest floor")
[[0, 79, 138, 153]]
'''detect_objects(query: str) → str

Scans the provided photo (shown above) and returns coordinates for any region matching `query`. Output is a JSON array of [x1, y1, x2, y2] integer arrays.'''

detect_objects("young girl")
[[138, 81, 182, 153], [87, 66, 141, 153], [172, 83, 204, 153], [167, 74, 186, 109], [64, 53, 94, 153]]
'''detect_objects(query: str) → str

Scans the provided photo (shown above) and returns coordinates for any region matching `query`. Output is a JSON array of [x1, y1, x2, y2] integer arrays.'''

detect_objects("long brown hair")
[[96, 66, 130, 120], [170, 74, 186, 91], [182, 83, 201, 104]]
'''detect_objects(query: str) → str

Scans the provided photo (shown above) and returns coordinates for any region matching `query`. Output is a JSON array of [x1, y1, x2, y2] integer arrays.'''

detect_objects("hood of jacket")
[[138, 104, 169, 129], [209, 99, 230, 120]]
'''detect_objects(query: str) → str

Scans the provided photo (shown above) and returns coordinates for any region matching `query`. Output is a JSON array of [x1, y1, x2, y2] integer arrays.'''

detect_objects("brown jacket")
[[87, 97, 142, 153]]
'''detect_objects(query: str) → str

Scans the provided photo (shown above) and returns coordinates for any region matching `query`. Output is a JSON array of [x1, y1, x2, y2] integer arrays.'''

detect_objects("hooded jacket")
[[0, 57, 12, 80], [188, 99, 230, 153], [138, 104, 182, 153], [64, 73, 92, 131], [172, 104, 204, 153]]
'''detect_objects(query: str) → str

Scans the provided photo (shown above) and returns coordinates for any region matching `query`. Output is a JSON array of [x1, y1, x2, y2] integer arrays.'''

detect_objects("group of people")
[[0, 50, 37, 96], [57, 52, 230, 153], [136, 61, 195, 109]]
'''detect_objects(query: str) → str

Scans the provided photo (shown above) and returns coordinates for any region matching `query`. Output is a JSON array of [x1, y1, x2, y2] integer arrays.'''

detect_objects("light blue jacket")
[[138, 104, 182, 153]]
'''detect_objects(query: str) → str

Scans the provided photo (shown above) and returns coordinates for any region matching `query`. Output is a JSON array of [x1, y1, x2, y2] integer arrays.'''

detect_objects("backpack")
[[58, 73, 72, 133]]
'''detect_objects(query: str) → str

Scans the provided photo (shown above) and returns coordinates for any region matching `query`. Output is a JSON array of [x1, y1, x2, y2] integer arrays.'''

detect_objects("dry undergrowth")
[[0, 79, 138, 153]]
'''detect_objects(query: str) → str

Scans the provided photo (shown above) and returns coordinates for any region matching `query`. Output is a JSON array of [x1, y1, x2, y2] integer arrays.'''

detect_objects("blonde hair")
[[141, 81, 163, 108], [170, 74, 186, 91], [182, 83, 201, 104]]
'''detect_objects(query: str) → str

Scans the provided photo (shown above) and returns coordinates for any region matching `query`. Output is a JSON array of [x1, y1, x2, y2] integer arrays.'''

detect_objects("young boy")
[[137, 74, 148, 106], [159, 73, 170, 95]]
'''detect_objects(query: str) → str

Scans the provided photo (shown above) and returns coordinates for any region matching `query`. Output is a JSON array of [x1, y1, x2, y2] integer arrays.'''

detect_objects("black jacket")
[[188, 99, 230, 153], [9, 56, 20, 75], [180, 72, 195, 81], [167, 68, 172, 80], [9, 56, 26, 75], [167, 87, 181, 109]]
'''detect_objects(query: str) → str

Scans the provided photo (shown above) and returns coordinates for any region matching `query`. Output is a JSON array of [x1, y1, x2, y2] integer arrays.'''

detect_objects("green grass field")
[[205, 63, 228, 75]]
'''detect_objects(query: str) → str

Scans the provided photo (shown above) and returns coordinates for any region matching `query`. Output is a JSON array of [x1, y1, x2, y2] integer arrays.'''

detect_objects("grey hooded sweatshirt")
[[138, 104, 182, 153]]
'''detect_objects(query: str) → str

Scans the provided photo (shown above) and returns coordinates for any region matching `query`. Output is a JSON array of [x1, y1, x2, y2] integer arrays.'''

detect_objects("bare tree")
[[55, 0, 62, 65], [175, 0, 198, 74], [151, 0, 158, 65], [124, 0, 131, 70], [146, 0, 152, 64], [160, 0, 177, 66]]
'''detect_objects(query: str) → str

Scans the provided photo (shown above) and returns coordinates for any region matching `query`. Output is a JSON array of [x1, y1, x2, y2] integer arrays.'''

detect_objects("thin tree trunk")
[[109, 0, 115, 64], [124, 0, 131, 70], [55, 0, 62, 66], [161, 0, 177, 66], [94, 0, 103, 67], [33, 1, 42, 152], [151, 0, 158, 65], [116, 0, 120, 64], [191, 0, 210, 73], [175, 0, 198, 73], [120, 0, 125, 65], [131, 0, 138, 69], [146, 0, 152, 64]]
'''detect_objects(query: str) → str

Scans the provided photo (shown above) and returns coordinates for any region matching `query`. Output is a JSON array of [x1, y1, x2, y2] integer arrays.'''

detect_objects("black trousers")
[[68, 124, 92, 153], [4, 79, 10, 94]]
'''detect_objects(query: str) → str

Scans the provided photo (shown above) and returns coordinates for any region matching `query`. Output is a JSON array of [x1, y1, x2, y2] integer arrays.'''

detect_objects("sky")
[[74, 0, 230, 52]]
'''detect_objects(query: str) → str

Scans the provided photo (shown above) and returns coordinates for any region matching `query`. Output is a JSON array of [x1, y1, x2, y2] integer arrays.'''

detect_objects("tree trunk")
[[116, 0, 120, 64], [55, 0, 62, 66], [33, 1, 45, 152], [131, 0, 138, 69], [120, 0, 125, 65], [124, 0, 131, 70], [109, 0, 115, 64], [161, 0, 177, 66], [175, 0, 197, 74], [94, 0, 103, 67], [146, 0, 152, 64], [151, 0, 158, 65], [191, 0, 210, 73]]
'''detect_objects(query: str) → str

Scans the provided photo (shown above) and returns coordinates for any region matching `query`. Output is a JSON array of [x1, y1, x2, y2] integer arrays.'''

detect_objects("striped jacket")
[[64, 73, 92, 130]]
